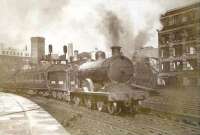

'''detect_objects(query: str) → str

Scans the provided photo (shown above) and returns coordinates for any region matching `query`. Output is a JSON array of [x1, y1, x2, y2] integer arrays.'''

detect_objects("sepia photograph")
[[0, 0, 200, 135]]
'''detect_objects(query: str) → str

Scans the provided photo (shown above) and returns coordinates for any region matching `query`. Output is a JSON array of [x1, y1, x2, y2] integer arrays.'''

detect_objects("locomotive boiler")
[[78, 46, 134, 90]]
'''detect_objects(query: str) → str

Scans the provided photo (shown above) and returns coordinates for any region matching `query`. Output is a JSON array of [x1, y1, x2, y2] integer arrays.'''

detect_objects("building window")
[[170, 62, 176, 71], [181, 30, 189, 40], [189, 47, 195, 54], [161, 18, 169, 26], [195, 9, 200, 19], [186, 62, 193, 70], [183, 61, 195, 71], [51, 81, 56, 84], [169, 33, 175, 42], [58, 81, 64, 85], [169, 16, 175, 25], [161, 50, 164, 58], [186, 46, 196, 54], [176, 61, 182, 71], [172, 48, 175, 56], [174, 14, 181, 25], [169, 48, 176, 57], [181, 16, 188, 23], [161, 64, 164, 71]]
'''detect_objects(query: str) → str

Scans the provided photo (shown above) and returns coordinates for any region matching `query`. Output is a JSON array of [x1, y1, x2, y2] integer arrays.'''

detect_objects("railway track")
[[141, 88, 200, 127], [2, 88, 200, 135], [30, 95, 200, 135]]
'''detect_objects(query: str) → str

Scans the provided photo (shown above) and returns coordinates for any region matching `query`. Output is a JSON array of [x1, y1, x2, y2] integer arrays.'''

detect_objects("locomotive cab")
[[47, 64, 69, 91]]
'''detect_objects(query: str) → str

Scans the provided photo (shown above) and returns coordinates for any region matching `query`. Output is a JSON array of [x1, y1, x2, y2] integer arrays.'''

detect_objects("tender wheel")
[[84, 98, 93, 109], [64, 94, 70, 102], [73, 97, 81, 106], [52, 91, 57, 98], [44, 91, 49, 97], [39, 91, 43, 96], [42, 91, 46, 96], [124, 100, 137, 113], [107, 102, 122, 115], [57, 92, 62, 100], [96, 101, 105, 112], [130, 100, 140, 113]]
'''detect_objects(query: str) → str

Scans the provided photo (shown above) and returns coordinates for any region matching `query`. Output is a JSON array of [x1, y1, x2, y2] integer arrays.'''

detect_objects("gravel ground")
[[28, 95, 200, 135]]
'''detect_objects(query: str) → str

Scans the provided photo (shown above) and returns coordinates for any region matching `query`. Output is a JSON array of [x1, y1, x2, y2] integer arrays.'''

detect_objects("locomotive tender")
[[2, 46, 146, 114]]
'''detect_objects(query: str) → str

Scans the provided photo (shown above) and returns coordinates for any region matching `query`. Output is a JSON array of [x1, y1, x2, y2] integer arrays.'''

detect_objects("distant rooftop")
[[0, 46, 30, 57], [162, 2, 200, 17]]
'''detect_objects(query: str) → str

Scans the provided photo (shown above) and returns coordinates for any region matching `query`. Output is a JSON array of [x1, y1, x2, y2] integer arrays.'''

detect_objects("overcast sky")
[[0, 0, 199, 57]]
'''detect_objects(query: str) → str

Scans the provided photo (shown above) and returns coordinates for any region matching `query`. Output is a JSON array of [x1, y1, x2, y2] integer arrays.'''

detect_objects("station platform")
[[0, 92, 70, 135]]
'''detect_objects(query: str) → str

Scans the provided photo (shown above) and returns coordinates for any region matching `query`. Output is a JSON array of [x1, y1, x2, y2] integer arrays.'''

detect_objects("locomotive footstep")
[[96, 101, 106, 112], [107, 102, 122, 115]]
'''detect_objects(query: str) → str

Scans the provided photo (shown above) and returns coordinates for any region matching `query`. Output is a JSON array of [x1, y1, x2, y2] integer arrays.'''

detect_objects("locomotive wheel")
[[124, 100, 136, 113], [39, 91, 43, 96], [132, 103, 139, 113], [42, 91, 46, 96], [57, 92, 62, 100], [107, 102, 122, 115], [44, 91, 49, 97], [52, 91, 57, 98], [73, 97, 81, 106], [84, 98, 93, 109], [96, 101, 105, 112]]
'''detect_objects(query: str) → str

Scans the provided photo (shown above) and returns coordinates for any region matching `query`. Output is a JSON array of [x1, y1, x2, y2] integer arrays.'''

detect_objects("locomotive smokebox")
[[111, 46, 121, 57], [79, 46, 134, 83]]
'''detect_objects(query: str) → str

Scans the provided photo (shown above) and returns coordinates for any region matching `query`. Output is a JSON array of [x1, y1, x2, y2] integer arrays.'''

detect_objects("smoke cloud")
[[0, 0, 199, 57], [98, 11, 123, 47]]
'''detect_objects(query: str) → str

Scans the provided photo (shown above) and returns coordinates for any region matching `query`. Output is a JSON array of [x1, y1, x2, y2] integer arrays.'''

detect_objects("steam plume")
[[0, 0, 199, 57]]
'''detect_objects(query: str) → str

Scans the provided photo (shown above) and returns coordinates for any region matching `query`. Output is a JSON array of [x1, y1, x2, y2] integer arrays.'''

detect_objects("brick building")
[[158, 2, 200, 87], [0, 46, 31, 84]]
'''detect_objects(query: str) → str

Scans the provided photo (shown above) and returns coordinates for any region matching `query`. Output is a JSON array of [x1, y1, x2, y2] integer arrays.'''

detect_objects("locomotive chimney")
[[63, 45, 67, 60], [48, 44, 53, 62], [111, 46, 121, 57], [49, 44, 52, 55], [63, 45, 67, 55], [73, 50, 79, 61]]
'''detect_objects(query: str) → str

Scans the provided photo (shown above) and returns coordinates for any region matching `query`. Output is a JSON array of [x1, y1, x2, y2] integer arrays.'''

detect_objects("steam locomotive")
[[2, 46, 147, 114]]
